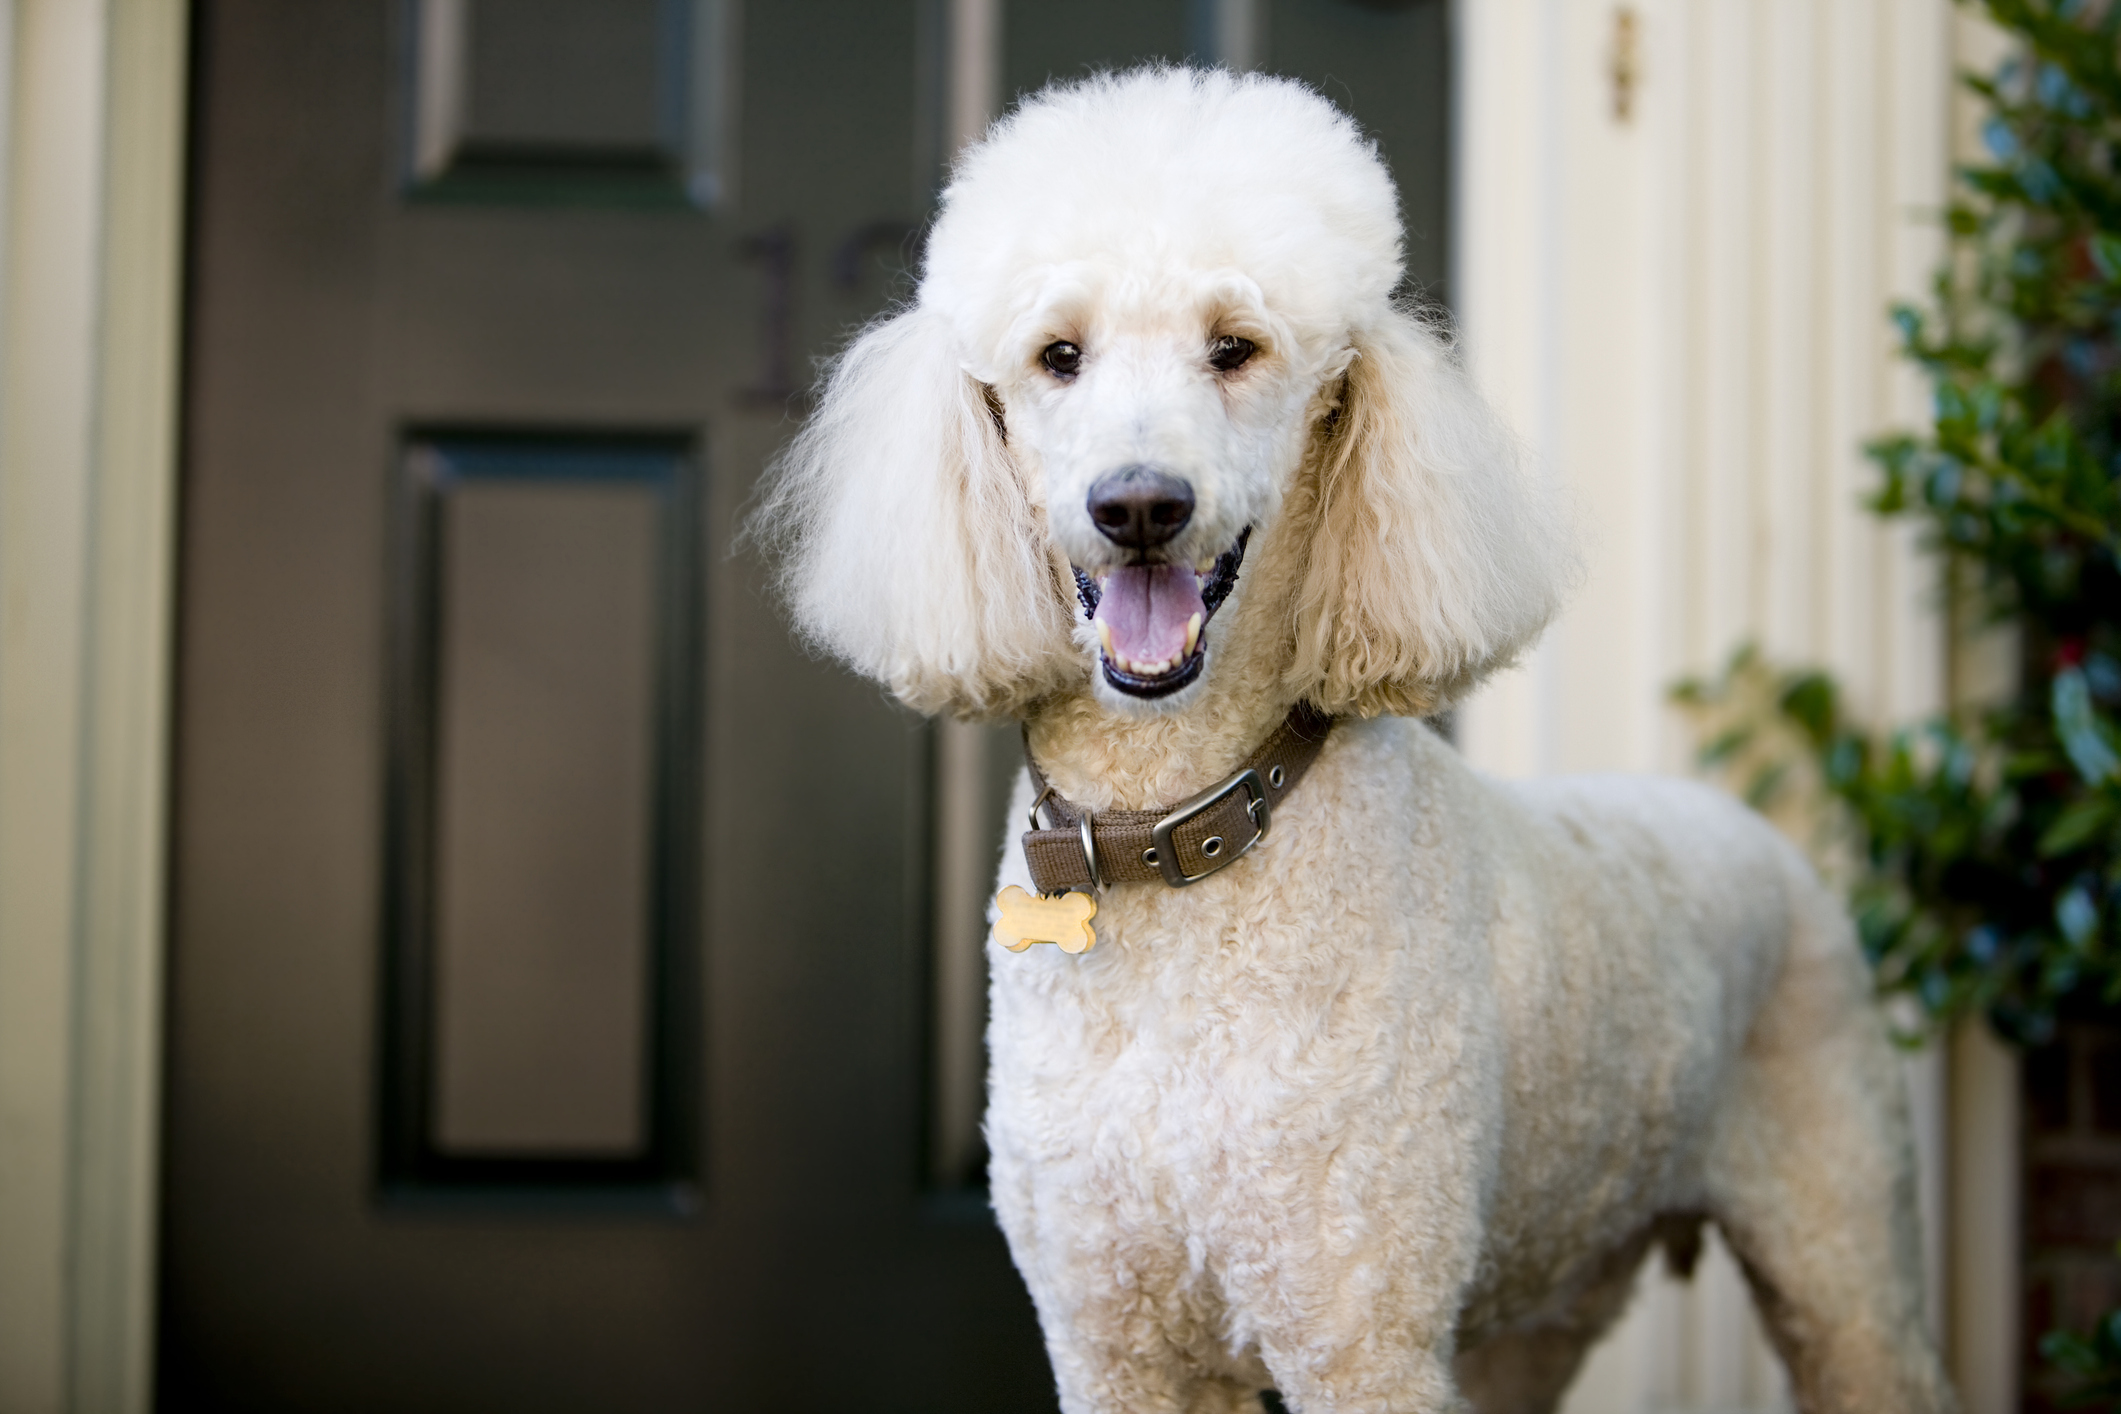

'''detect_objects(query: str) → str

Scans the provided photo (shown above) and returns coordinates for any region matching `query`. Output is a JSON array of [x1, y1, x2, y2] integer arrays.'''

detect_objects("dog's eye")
[[1208, 335, 1257, 373], [1041, 341, 1083, 379]]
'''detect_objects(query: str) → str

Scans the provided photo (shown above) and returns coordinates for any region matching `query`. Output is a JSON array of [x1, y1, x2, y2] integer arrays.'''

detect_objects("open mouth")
[[1072, 528, 1250, 699]]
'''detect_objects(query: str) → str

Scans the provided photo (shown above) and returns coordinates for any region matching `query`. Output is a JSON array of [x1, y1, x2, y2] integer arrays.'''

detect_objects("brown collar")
[[1021, 703, 1335, 893]]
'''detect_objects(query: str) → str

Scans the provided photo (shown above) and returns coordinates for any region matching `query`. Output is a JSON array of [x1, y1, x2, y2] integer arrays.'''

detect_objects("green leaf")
[[2056, 668, 2121, 785], [2044, 1328, 2098, 1377], [1698, 725, 1753, 769], [1972, 380, 2004, 432], [2058, 885, 2100, 948], [1824, 735, 1866, 790], [1778, 673, 1840, 745], [1744, 762, 1790, 810], [2041, 796, 2115, 855], [2091, 231, 2121, 280]]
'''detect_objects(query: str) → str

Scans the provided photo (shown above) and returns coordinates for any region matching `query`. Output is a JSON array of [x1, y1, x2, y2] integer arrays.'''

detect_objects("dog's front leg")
[[1227, 1193, 1483, 1413], [1011, 1246, 1232, 1413], [1258, 1333, 1463, 1414], [1044, 1337, 1272, 1414], [1221, 1149, 1487, 1411], [991, 1177, 1250, 1413], [1021, 1215, 1472, 1414]]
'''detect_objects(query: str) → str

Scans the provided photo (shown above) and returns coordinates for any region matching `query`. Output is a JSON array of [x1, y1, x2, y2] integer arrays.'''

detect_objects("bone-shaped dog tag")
[[993, 885, 1098, 954]]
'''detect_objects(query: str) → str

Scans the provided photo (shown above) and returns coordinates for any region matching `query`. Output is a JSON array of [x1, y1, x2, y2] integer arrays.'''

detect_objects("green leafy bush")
[[2044, 1302, 2121, 1408], [1677, 0, 2121, 1047]]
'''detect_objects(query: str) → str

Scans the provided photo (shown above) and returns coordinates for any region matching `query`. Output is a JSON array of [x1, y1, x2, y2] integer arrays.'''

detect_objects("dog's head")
[[757, 68, 1571, 720]]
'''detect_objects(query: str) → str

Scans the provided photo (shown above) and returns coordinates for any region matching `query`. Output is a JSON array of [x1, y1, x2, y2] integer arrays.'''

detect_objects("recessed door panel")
[[410, 0, 733, 204], [434, 477, 657, 1156], [380, 433, 702, 1194]]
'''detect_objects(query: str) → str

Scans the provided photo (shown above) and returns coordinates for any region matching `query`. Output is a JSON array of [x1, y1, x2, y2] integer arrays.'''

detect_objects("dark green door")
[[160, 3, 1446, 1410]]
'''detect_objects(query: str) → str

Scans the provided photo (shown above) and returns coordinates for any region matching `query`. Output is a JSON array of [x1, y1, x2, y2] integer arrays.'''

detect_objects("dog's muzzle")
[[1072, 527, 1250, 699]]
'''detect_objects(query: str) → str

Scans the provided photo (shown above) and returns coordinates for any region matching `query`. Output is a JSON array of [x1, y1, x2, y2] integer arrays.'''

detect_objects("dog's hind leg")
[[1188, 1378, 1271, 1414], [1452, 1326, 1603, 1414], [1705, 869, 1956, 1414], [1453, 1231, 1653, 1414]]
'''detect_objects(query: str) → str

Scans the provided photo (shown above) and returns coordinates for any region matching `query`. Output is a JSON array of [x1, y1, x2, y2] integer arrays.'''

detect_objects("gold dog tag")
[[993, 885, 1098, 954]]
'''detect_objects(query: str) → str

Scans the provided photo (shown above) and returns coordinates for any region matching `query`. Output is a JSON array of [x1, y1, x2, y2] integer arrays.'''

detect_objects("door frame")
[[0, 0, 189, 1410]]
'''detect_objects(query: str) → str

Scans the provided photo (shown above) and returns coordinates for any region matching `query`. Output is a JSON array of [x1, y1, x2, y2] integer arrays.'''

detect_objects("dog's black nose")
[[1087, 465, 1194, 549]]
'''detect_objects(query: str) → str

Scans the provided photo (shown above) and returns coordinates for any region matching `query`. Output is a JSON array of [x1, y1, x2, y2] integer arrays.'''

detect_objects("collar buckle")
[[1149, 767, 1270, 887]]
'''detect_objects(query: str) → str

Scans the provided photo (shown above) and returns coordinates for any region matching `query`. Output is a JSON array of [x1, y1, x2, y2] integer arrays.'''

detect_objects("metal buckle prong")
[[1027, 784, 1056, 834], [1149, 767, 1270, 887], [1078, 810, 1103, 893]]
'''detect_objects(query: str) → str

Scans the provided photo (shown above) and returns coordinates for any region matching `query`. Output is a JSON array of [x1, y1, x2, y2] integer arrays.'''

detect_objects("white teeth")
[[1097, 626, 1199, 678]]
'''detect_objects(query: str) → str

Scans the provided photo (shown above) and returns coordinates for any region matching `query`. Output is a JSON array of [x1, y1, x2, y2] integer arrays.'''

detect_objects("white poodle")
[[757, 68, 1954, 1414]]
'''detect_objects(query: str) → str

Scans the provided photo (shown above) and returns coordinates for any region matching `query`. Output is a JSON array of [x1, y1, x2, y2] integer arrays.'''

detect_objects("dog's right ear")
[[749, 306, 1077, 716]]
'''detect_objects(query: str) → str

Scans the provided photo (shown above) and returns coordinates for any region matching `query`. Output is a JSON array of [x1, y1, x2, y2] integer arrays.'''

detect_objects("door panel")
[[382, 433, 701, 1196], [409, 0, 735, 204], [428, 468, 662, 1159]]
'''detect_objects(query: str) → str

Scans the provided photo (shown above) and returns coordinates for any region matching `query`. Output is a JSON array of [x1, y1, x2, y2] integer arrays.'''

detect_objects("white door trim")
[[0, 2, 188, 1409]]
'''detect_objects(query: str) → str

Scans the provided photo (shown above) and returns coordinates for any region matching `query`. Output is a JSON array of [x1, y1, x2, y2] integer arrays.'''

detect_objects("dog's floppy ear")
[[1285, 308, 1574, 718], [751, 306, 1076, 716]]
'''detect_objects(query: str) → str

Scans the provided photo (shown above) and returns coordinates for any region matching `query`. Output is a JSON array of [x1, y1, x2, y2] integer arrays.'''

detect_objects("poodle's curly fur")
[[756, 68, 1955, 1414]]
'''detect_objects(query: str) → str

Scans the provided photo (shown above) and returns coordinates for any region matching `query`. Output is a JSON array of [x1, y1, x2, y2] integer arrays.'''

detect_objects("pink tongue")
[[1093, 564, 1205, 670]]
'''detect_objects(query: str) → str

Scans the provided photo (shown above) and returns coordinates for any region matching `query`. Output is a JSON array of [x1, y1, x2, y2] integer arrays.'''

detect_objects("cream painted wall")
[[0, 2, 187, 1411], [1453, 3, 2008, 1412], [1455, 0, 1948, 782]]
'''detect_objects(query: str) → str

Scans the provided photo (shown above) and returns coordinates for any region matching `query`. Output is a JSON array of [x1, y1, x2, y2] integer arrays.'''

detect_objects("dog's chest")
[[986, 871, 1439, 1224]]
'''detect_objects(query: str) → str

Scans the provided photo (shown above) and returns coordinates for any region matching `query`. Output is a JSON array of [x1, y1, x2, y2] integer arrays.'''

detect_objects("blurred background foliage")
[[1676, 0, 2121, 1053], [2042, 1285, 2121, 1408]]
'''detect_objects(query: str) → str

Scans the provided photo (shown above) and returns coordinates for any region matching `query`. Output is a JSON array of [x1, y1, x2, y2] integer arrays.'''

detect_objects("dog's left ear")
[[1284, 309, 1575, 717]]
